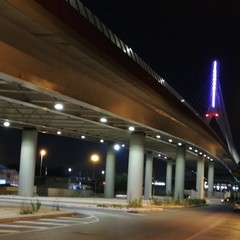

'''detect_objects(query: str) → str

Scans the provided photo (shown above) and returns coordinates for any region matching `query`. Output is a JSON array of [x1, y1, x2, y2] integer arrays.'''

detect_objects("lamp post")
[[40, 149, 46, 177], [91, 154, 99, 194]]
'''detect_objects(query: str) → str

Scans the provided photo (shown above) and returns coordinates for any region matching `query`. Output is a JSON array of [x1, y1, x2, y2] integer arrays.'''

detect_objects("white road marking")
[[0, 214, 99, 237], [39, 218, 82, 223], [18, 220, 67, 226]]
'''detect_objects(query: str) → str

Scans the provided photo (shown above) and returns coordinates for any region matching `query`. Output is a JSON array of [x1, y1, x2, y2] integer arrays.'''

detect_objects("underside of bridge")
[[0, 0, 239, 180]]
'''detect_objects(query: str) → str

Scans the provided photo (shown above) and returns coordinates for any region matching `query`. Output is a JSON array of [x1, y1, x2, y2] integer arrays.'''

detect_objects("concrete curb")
[[0, 211, 78, 223]]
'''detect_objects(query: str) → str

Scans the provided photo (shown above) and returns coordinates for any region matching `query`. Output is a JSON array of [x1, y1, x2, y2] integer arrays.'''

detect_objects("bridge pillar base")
[[174, 145, 186, 200], [196, 155, 205, 199], [144, 151, 153, 200], [207, 161, 215, 198], [127, 131, 145, 202], [166, 159, 173, 196], [18, 128, 37, 197], [104, 144, 116, 198]]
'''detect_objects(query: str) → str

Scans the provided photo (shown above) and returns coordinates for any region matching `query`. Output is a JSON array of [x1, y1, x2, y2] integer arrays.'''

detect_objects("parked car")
[[233, 200, 240, 212]]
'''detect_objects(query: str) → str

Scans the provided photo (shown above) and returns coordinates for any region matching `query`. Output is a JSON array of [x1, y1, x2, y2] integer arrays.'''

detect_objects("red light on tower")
[[205, 112, 219, 118]]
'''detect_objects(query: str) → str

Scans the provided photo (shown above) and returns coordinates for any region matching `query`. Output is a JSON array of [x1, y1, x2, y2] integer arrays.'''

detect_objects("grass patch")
[[149, 197, 206, 207], [97, 203, 125, 209], [184, 198, 206, 205], [20, 199, 42, 215], [127, 198, 142, 208]]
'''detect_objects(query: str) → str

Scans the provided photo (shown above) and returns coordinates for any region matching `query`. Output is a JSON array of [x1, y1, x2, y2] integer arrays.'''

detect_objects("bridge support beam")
[[144, 151, 153, 200], [166, 159, 173, 196], [127, 131, 145, 202], [174, 145, 186, 200], [207, 161, 214, 198], [18, 128, 38, 197], [196, 155, 205, 199], [104, 144, 116, 198]]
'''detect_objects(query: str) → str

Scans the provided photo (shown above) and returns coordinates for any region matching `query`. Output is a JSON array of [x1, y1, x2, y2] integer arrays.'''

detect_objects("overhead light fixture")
[[178, 142, 182, 146], [81, 135, 85, 139], [114, 144, 120, 151], [100, 117, 107, 123], [100, 139, 104, 143], [168, 139, 173, 143], [3, 120, 10, 127], [128, 126, 135, 131], [158, 153, 161, 157], [54, 103, 63, 110], [121, 144, 125, 148], [189, 147, 193, 150], [156, 135, 161, 139], [57, 130, 61, 135]]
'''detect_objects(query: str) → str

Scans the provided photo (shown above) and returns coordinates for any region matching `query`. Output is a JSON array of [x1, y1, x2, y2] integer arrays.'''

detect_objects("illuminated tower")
[[205, 60, 220, 119]]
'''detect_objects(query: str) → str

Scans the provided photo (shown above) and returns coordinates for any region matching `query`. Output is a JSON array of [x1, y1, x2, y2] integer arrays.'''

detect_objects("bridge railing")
[[65, 0, 199, 116]]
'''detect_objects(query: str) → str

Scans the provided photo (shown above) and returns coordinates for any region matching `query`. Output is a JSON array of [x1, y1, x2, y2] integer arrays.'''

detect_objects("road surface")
[[0, 203, 239, 240]]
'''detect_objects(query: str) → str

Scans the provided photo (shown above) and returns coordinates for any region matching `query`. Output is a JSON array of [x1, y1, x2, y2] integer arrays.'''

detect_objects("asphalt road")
[[1, 203, 240, 240]]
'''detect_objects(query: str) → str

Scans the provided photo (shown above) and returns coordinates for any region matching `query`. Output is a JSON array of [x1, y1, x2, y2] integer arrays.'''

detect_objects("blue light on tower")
[[205, 60, 219, 118], [212, 60, 217, 108]]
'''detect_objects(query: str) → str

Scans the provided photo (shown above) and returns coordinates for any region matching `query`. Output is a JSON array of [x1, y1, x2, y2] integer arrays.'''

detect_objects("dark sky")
[[81, 0, 240, 149], [0, 127, 130, 177], [1, 1, 240, 178]]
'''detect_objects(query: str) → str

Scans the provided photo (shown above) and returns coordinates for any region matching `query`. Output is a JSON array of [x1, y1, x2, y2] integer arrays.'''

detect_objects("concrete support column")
[[104, 144, 116, 198], [127, 131, 145, 202], [207, 161, 214, 198], [196, 155, 205, 199], [18, 128, 38, 197], [144, 151, 153, 200], [174, 145, 186, 200], [166, 159, 173, 196]]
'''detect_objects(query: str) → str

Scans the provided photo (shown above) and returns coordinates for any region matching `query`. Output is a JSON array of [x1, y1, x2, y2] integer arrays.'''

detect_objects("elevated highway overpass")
[[0, 0, 239, 199]]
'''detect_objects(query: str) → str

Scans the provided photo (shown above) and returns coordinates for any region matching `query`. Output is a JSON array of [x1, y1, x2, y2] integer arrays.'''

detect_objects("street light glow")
[[91, 153, 100, 195], [40, 149, 46, 157], [40, 149, 47, 177], [91, 154, 99, 162]]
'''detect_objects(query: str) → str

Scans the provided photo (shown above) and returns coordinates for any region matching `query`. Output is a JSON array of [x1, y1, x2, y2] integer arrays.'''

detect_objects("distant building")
[[0, 164, 19, 186]]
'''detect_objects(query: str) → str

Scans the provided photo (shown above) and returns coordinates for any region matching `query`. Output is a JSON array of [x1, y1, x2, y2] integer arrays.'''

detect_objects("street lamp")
[[40, 149, 46, 177], [91, 154, 99, 180], [91, 154, 99, 194]]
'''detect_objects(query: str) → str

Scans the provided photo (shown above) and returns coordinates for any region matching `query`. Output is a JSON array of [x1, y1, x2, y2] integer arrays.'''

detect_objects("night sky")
[[80, 0, 240, 150], [1, 1, 240, 178]]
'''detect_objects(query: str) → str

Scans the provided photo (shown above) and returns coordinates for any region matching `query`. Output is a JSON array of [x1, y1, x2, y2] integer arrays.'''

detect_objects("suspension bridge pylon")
[[204, 60, 240, 165]]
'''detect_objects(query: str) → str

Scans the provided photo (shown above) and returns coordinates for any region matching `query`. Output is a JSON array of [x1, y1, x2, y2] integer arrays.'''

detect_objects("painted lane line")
[[18, 220, 68, 226]]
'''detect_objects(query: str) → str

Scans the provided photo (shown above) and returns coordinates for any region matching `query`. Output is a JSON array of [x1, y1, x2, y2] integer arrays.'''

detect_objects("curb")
[[0, 211, 78, 223]]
